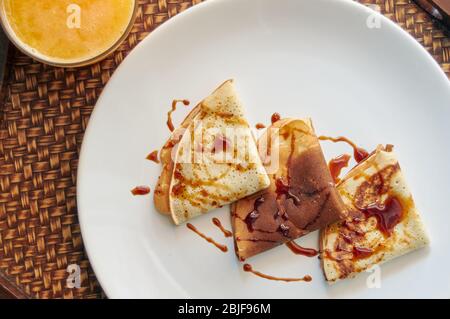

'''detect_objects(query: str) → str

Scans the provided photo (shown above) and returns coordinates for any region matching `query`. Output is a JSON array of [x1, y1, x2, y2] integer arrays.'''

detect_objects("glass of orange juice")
[[0, 0, 138, 67]]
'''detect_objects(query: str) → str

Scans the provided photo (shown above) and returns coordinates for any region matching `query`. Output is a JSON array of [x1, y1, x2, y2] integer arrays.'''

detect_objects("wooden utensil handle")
[[0, 273, 28, 299], [414, 0, 450, 27]]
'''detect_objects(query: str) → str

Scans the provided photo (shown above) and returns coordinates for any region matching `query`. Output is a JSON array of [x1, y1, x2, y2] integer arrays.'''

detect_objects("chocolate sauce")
[[171, 182, 185, 196], [333, 196, 403, 261], [275, 177, 301, 205], [271, 112, 281, 124], [327, 157, 404, 262], [131, 186, 150, 195], [318, 136, 369, 163], [167, 99, 190, 132], [146, 150, 160, 163], [243, 264, 312, 282], [275, 177, 289, 195], [186, 223, 228, 252], [255, 123, 266, 129], [328, 154, 351, 184], [361, 197, 403, 236], [244, 197, 265, 232], [352, 246, 374, 259], [329, 218, 376, 261], [278, 224, 290, 237], [212, 217, 232, 237], [285, 241, 319, 257], [340, 230, 356, 244]]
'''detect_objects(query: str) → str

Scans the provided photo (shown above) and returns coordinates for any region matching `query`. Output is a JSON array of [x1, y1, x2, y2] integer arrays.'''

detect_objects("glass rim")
[[0, 0, 139, 68]]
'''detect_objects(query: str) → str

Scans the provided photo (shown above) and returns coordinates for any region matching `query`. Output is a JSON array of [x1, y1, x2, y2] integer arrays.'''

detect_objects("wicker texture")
[[0, 0, 202, 299], [0, 0, 448, 299]]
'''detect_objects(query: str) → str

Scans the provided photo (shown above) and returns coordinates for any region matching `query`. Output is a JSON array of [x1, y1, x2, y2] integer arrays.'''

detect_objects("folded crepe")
[[231, 118, 347, 260], [154, 80, 270, 225], [320, 146, 430, 282]]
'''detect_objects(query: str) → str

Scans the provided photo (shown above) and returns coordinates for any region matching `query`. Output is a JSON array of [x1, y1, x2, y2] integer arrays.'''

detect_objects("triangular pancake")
[[231, 118, 347, 260], [320, 146, 430, 282], [166, 80, 270, 225]]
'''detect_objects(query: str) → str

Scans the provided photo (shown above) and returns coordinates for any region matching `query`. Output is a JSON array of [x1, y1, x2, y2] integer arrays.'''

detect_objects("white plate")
[[78, 0, 450, 298]]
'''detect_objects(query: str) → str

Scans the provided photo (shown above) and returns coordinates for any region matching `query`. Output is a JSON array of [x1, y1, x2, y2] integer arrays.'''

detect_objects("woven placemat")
[[0, 0, 448, 299]]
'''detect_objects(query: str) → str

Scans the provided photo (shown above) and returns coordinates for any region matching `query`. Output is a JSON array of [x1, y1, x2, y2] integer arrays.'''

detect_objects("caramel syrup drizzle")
[[186, 223, 228, 252], [167, 99, 190, 132], [243, 264, 312, 282], [212, 218, 232, 237]]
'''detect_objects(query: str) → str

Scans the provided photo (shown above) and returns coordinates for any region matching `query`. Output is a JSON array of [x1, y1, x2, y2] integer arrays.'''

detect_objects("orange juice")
[[1, 0, 136, 65]]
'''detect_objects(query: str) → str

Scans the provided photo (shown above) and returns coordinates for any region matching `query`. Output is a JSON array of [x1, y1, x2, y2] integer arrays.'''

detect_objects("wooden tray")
[[0, 0, 448, 299]]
